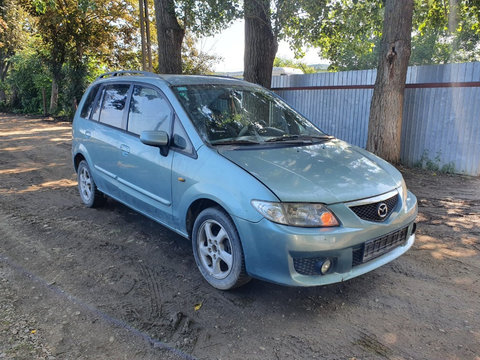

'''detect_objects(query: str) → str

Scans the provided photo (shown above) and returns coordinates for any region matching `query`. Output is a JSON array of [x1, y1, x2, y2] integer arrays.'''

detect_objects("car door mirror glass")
[[140, 130, 169, 147]]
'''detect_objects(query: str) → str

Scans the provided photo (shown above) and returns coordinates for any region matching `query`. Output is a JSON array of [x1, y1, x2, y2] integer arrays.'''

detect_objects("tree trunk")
[[49, 77, 59, 114], [0, 60, 9, 103], [366, 0, 413, 163], [153, 0, 184, 74], [244, 0, 278, 89], [139, 0, 147, 71], [144, 0, 153, 72], [1, 60, 10, 82], [42, 88, 47, 116]]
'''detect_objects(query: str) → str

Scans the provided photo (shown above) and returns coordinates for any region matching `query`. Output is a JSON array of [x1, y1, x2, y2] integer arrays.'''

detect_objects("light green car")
[[72, 71, 418, 290]]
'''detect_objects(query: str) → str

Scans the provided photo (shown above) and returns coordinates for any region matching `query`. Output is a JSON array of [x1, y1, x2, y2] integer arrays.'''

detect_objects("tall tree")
[[0, 0, 30, 102], [139, 0, 154, 71], [144, 0, 153, 71], [153, 0, 240, 74], [139, 0, 147, 70], [366, 0, 414, 163], [154, 0, 184, 73], [21, 0, 138, 114], [243, 0, 328, 88], [244, 0, 278, 88], [300, 0, 480, 71]]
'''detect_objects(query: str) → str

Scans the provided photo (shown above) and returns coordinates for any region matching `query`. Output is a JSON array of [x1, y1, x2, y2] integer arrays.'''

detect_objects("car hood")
[[218, 139, 401, 204]]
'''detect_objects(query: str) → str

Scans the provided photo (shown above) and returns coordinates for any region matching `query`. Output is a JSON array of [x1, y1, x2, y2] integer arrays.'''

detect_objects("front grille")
[[352, 226, 409, 267], [350, 194, 399, 222], [293, 256, 325, 275]]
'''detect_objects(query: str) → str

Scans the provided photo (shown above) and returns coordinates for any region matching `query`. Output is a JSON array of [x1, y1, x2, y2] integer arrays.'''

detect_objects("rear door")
[[115, 84, 174, 224], [88, 83, 131, 197]]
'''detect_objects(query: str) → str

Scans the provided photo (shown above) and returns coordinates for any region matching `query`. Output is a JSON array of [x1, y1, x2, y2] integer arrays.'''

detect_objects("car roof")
[[94, 71, 252, 88]]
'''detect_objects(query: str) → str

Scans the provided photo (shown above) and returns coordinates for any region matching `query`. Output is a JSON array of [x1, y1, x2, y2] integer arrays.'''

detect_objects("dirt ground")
[[0, 113, 479, 360]]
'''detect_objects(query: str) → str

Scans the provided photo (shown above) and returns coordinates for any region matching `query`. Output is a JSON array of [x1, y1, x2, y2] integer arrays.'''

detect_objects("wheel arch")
[[185, 198, 233, 240], [72, 141, 94, 173], [73, 153, 86, 172]]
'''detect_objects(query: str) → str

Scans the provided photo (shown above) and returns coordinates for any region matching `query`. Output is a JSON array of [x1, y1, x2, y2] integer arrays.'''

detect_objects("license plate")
[[362, 227, 408, 262]]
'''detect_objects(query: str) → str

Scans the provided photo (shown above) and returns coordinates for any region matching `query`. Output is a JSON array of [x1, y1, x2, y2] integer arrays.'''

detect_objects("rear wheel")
[[77, 160, 106, 208], [192, 207, 250, 290]]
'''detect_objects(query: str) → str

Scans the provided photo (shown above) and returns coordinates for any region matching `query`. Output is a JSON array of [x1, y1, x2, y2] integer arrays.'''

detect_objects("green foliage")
[[176, 0, 241, 36], [181, 33, 220, 74], [6, 45, 50, 113], [411, 0, 480, 64], [310, 0, 383, 71], [273, 57, 317, 73], [2, 0, 238, 115], [0, 0, 31, 84], [292, 0, 480, 71], [414, 150, 456, 174], [13, 0, 141, 116], [23, 0, 140, 68], [440, 162, 456, 174], [3, 0, 478, 117]]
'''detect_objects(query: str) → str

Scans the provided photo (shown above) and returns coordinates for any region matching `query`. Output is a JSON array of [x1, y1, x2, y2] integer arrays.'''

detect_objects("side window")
[[80, 84, 100, 118], [90, 87, 104, 122], [172, 116, 194, 155], [127, 86, 172, 135], [98, 84, 130, 129]]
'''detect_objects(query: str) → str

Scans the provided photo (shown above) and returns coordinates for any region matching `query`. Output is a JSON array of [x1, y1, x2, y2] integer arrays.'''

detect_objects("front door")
[[115, 84, 174, 225]]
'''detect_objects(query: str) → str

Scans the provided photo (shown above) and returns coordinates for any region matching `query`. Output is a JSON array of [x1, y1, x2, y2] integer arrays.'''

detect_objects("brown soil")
[[1, 113, 479, 360]]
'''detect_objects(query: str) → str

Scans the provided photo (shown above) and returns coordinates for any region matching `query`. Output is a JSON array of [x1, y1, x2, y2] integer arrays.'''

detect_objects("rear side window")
[[127, 86, 172, 135], [98, 84, 130, 129], [80, 84, 100, 118], [91, 87, 104, 121]]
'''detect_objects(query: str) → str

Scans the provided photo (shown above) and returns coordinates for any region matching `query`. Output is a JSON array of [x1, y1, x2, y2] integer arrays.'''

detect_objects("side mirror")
[[140, 130, 169, 147]]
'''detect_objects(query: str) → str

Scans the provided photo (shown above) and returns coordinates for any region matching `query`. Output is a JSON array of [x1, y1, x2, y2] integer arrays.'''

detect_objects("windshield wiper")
[[211, 139, 261, 146], [265, 134, 333, 143]]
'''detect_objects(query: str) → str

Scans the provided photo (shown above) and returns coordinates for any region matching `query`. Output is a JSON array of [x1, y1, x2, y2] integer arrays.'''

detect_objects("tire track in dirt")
[[2, 115, 480, 360]]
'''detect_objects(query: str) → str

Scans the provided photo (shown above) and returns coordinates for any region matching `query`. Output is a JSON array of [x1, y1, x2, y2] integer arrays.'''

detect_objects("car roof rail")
[[95, 70, 161, 81], [204, 74, 243, 80]]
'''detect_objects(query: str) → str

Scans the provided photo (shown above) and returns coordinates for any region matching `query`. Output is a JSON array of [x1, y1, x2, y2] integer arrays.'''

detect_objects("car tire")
[[77, 160, 106, 208], [192, 207, 251, 290]]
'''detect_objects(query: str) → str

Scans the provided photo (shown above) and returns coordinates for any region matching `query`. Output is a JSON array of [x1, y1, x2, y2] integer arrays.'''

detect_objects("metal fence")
[[271, 62, 480, 176]]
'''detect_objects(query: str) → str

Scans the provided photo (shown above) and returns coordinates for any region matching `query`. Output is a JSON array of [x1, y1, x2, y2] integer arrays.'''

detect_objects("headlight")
[[251, 200, 339, 227]]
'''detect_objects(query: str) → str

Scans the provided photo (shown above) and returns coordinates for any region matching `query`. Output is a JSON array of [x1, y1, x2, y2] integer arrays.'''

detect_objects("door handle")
[[120, 144, 130, 156], [85, 130, 91, 138]]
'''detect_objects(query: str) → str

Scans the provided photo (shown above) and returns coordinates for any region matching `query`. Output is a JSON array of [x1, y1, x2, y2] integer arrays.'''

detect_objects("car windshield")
[[172, 84, 328, 146]]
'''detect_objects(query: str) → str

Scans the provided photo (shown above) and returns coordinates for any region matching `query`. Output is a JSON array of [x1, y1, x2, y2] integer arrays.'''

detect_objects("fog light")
[[315, 258, 332, 275]]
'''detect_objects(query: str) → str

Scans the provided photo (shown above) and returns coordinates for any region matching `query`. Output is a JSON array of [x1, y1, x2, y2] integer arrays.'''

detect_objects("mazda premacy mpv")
[[72, 70, 418, 290]]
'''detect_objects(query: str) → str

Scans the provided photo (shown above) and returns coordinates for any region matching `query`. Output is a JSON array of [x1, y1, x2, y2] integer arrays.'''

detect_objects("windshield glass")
[[172, 84, 327, 145]]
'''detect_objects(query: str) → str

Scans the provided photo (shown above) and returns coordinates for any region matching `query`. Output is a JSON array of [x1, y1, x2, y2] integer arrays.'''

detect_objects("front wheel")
[[77, 160, 106, 208], [192, 207, 251, 290]]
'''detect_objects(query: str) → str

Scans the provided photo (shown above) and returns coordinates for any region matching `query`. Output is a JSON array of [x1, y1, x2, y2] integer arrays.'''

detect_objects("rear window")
[[80, 84, 100, 118]]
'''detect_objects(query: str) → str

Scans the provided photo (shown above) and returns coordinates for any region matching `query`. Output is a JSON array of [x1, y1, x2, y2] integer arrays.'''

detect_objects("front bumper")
[[235, 190, 418, 287]]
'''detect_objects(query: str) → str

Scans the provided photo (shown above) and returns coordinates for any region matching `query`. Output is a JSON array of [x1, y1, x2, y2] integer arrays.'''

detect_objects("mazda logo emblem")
[[377, 203, 388, 218]]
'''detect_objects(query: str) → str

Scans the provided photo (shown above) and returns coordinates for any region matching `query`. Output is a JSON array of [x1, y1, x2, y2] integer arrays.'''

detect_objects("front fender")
[[171, 146, 278, 234]]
